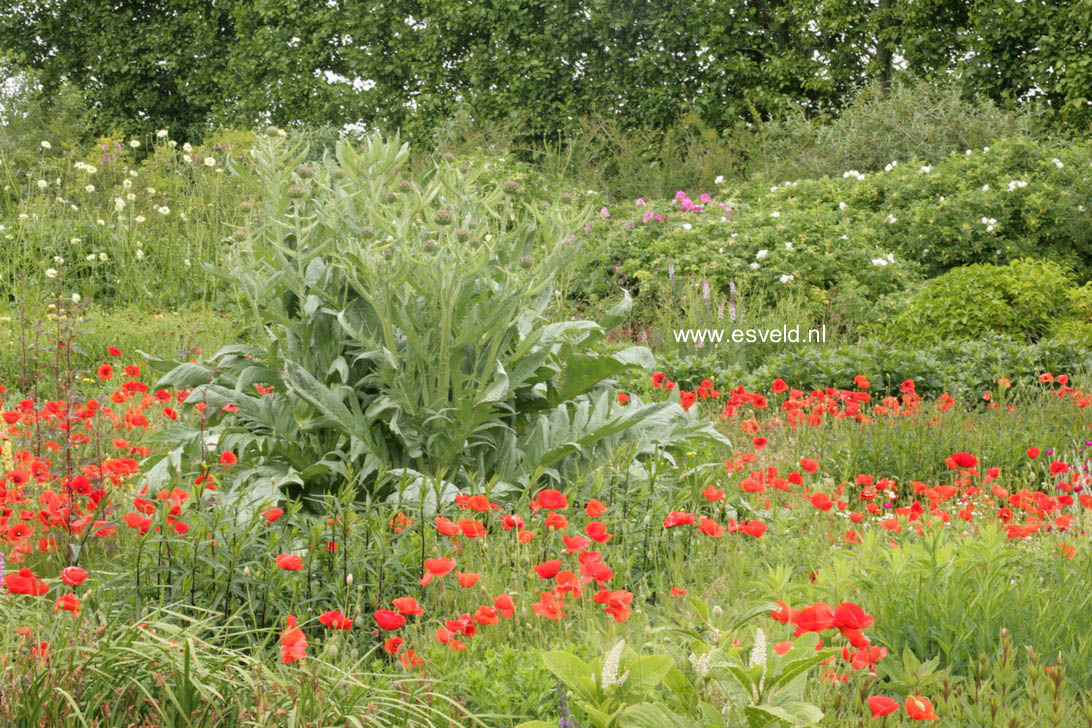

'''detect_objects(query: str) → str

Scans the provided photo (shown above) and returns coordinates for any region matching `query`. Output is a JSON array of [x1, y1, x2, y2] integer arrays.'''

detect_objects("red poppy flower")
[[392, 596, 425, 616], [276, 553, 305, 571], [617, 392, 630, 405], [420, 557, 456, 586], [473, 605, 499, 626], [867, 696, 899, 719], [833, 602, 874, 630], [493, 594, 515, 619], [55, 593, 81, 614], [772, 378, 788, 394], [4, 568, 49, 596], [905, 696, 937, 721], [800, 457, 819, 474], [791, 602, 835, 635], [531, 591, 565, 621], [384, 637, 404, 655], [61, 567, 88, 586], [374, 609, 406, 631], [663, 511, 696, 528], [108, 347, 122, 357], [585, 521, 611, 543], [950, 452, 978, 469], [736, 520, 764, 538], [97, 365, 114, 381], [534, 560, 562, 579], [563, 534, 590, 553], [585, 499, 607, 518], [319, 610, 353, 630], [698, 516, 723, 538], [544, 512, 568, 530], [280, 616, 308, 664], [219, 451, 237, 466], [456, 571, 481, 588], [531, 489, 568, 511]]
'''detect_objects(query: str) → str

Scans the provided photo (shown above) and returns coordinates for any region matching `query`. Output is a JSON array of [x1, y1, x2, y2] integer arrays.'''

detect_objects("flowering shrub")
[[575, 137, 1091, 328]]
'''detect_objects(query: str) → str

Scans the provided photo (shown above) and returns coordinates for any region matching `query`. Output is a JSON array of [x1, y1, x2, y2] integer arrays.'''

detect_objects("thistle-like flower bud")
[[360, 225, 375, 239], [502, 179, 521, 194], [454, 228, 470, 242], [295, 165, 315, 179], [397, 178, 413, 192], [433, 208, 453, 225], [287, 183, 305, 199]]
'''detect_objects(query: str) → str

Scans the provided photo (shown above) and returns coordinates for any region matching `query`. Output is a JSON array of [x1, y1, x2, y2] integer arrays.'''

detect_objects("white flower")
[[98, 252, 108, 262], [983, 147, 990, 152], [168, 140, 177, 148], [770, 211, 780, 218], [919, 165, 932, 174], [756, 249, 769, 260], [183, 142, 193, 153], [123, 178, 132, 189], [1007, 180, 1028, 191], [871, 257, 889, 266], [36, 180, 47, 189], [714, 175, 724, 185], [689, 651, 712, 679], [843, 169, 866, 180], [156, 129, 169, 138], [1080, 205, 1086, 212], [601, 640, 629, 691], [70, 238, 81, 245], [86, 253, 97, 262], [681, 223, 692, 230], [886, 253, 895, 263], [886, 215, 897, 224], [749, 628, 768, 668], [157, 206, 170, 215], [96, 219, 105, 225], [784, 242, 794, 251], [135, 215, 146, 223], [838, 201, 846, 210], [749, 262, 760, 270], [1052, 158, 1064, 169], [53, 256, 63, 264], [129, 140, 140, 148], [126, 193, 136, 201], [85, 185, 95, 193], [129, 170, 138, 177], [982, 184, 990, 191], [71, 293, 81, 304], [586, 189, 596, 195], [135, 249, 145, 261], [966, 149, 973, 155], [45, 268, 58, 279], [203, 157, 216, 167], [146, 187, 155, 194], [114, 197, 125, 212], [779, 274, 794, 284], [40, 140, 51, 150]]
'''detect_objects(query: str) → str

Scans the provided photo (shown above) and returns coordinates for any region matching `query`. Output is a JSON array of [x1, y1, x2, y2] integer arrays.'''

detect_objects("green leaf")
[[542, 651, 596, 703], [620, 703, 696, 728]]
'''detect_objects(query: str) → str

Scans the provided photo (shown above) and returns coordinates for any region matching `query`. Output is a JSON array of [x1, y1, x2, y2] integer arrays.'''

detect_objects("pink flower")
[[642, 210, 653, 223], [599, 207, 611, 218], [635, 198, 646, 206], [699, 193, 712, 203]]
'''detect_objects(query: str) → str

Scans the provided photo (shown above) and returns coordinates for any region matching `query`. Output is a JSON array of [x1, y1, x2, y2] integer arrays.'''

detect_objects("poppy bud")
[[346, 573, 354, 586], [712, 606, 723, 618], [242, 566, 251, 578]]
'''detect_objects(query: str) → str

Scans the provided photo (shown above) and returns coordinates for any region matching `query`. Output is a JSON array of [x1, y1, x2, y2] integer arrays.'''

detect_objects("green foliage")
[[147, 132, 728, 501], [576, 136, 1091, 332], [884, 258, 1083, 344], [643, 335, 1092, 403], [5, 1, 1091, 143], [745, 79, 1052, 185]]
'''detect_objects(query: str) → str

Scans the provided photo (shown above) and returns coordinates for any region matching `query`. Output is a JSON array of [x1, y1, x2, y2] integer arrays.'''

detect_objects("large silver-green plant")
[[144, 131, 728, 504]]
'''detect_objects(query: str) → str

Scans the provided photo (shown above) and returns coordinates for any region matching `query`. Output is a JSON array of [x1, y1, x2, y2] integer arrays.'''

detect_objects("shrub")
[[882, 258, 1081, 344], [146, 132, 729, 503], [573, 136, 1092, 330]]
